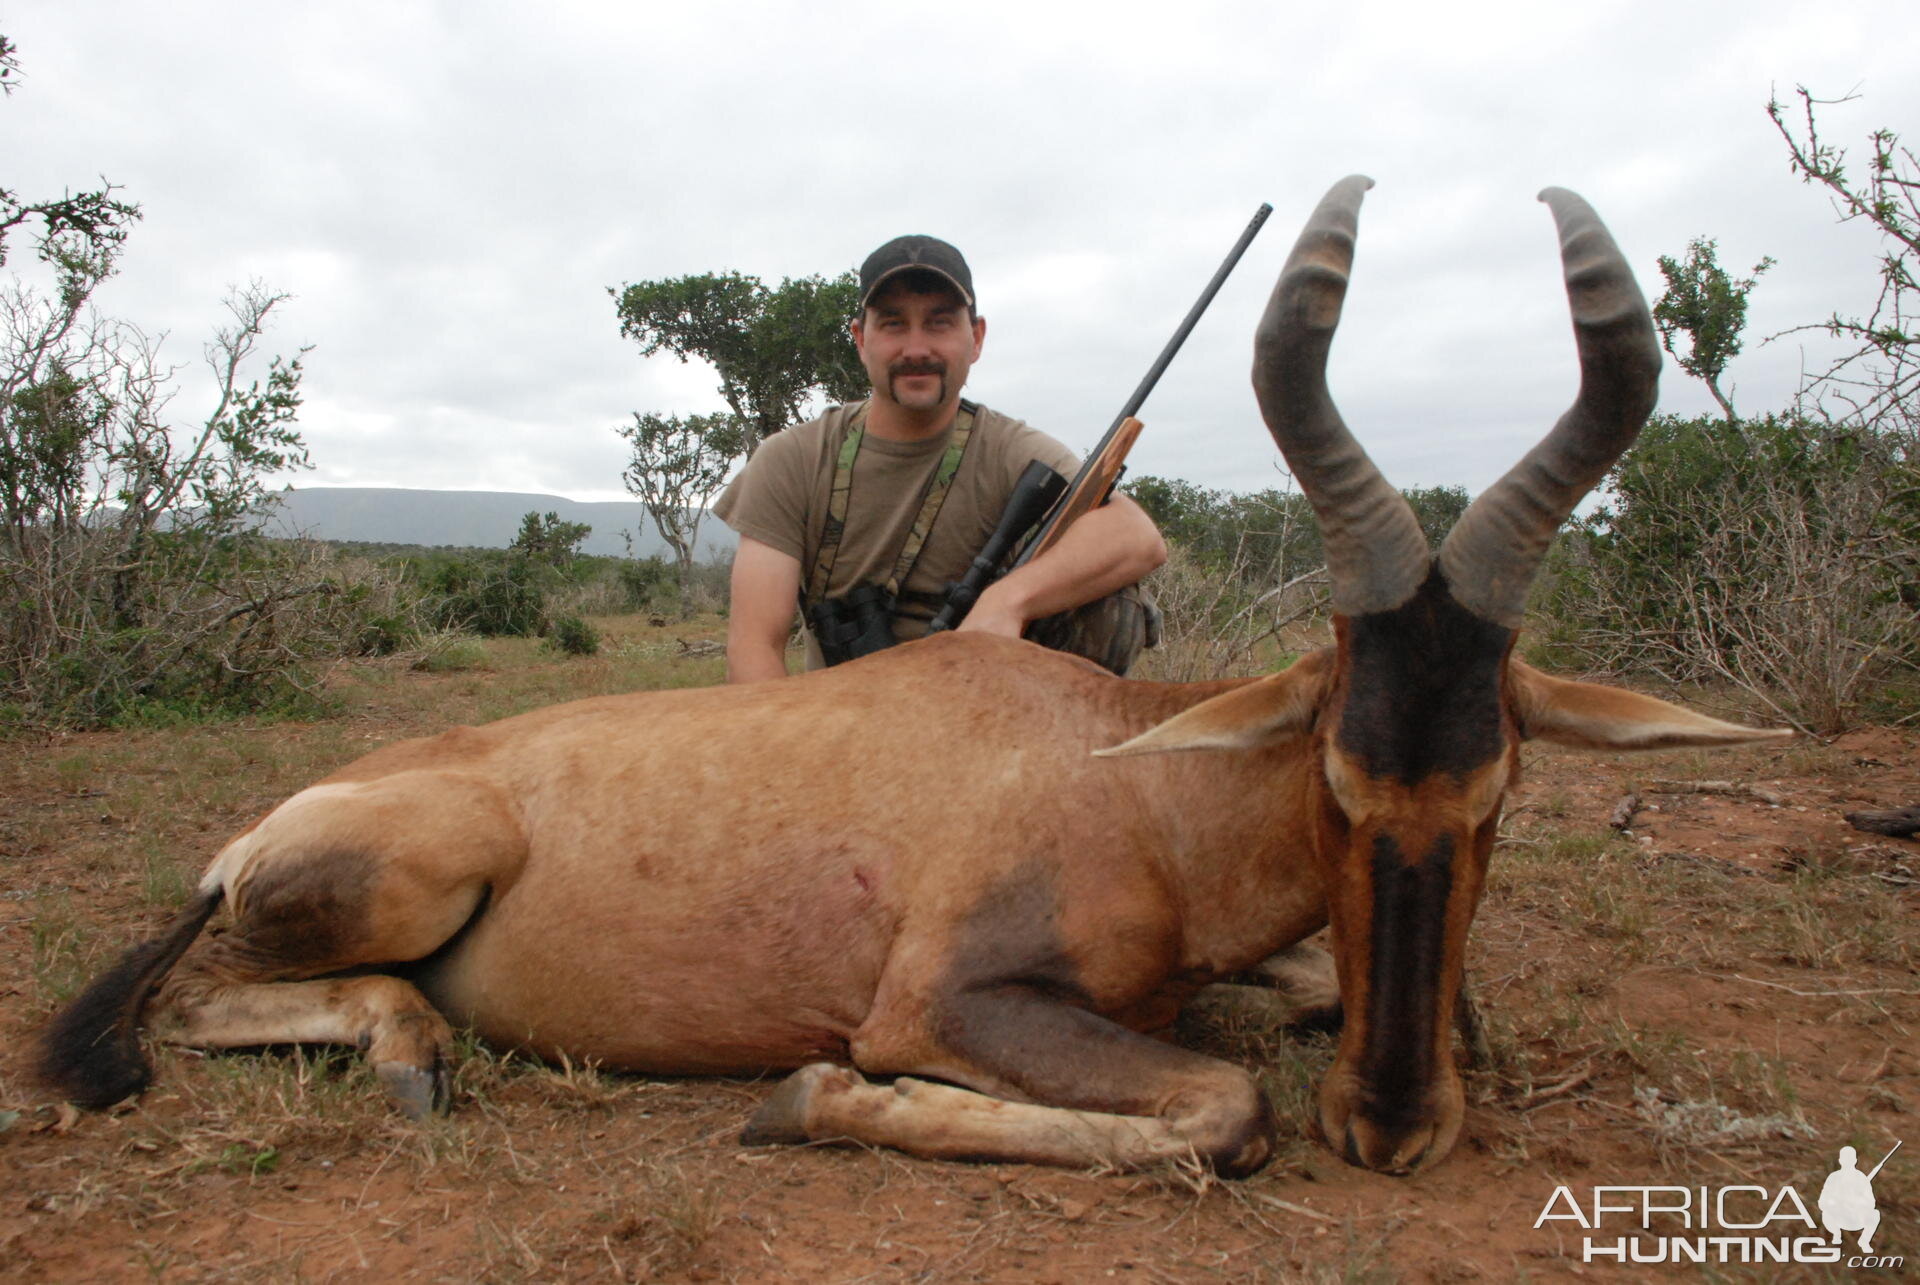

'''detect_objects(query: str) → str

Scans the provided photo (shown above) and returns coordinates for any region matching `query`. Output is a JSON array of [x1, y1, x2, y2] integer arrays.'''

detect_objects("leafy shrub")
[[1, 527, 415, 727], [1126, 475, 1463, 607], [545, 614, 600, 657], [420, 553, 548, 637], [355, 613, 416, 657], [1536, 413, 1918, 731], [617, 557, 672, 609], [0, 65, 401, 730], [1135, 540, 1322, 682]]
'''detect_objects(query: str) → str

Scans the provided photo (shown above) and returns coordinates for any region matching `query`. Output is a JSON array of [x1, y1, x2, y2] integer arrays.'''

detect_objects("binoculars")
[[808, 583, 898, 666]]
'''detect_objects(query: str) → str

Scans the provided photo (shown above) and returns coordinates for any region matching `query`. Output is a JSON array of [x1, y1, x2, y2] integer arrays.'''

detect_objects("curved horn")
[[1437, 188, 1662, 627], [1254, 175, 1429, 616]]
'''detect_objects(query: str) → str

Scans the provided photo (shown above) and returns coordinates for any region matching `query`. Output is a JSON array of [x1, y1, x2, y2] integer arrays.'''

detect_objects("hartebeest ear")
[[1095, 651, 1332, 757], [1510, 660, 1794, 750]]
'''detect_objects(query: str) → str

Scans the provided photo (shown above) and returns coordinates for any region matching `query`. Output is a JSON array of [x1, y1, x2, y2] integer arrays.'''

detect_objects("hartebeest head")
[[1105, 177, 1788, 1174]]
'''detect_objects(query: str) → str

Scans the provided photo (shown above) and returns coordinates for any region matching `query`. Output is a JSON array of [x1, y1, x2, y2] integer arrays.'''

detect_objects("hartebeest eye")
[[1460, 753, 1515, 828], [1321, 741, 1513, 831], [1321, 748, 1377, 824]]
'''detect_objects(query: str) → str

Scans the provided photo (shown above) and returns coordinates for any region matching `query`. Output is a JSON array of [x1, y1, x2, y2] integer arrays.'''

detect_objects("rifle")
[[927, 201, 1273, 633], [923, 460, 1069, 631]]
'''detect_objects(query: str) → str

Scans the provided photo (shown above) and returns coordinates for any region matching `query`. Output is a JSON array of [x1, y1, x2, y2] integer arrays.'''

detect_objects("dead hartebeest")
[[39, 177, 1788, 1176]]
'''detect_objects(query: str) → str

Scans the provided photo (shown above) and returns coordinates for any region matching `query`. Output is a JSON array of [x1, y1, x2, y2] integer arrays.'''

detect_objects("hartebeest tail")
[[37, 888, 225, 1108]]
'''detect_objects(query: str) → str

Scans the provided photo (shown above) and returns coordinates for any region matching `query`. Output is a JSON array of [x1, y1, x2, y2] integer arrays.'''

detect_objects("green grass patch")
[[413, 636, 490, 673], [29, 894, 98, 1006]]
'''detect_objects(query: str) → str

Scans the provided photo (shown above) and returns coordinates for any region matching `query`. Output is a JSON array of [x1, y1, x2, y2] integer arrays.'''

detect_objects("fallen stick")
[[1844, 807, 1920, 839], [1647, 779, 1785, 806], [1608, 792, 1644, 831], [1247, 1192, 1339, 1224], [1727, 974, 1920, 998], [1521, 1066, 1594, 1111], [1645, 850, 1761, 878]]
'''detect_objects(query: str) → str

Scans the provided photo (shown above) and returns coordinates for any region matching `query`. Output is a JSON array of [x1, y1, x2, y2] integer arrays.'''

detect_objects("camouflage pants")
[[1026, 583, 1161, 677]]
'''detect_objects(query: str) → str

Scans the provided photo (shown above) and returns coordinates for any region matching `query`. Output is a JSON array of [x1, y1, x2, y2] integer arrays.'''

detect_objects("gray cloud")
[[6, 0, 1914, 506]]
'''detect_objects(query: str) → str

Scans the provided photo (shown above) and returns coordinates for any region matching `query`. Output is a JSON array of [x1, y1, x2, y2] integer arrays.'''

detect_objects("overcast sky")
[[7, 1, 1917, 505]]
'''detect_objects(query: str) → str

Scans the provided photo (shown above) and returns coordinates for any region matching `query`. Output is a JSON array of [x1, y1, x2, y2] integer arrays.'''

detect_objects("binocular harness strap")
[[886, 409, 974, 596], [803, 401, 976, 612], [805, 404, 869, 606]]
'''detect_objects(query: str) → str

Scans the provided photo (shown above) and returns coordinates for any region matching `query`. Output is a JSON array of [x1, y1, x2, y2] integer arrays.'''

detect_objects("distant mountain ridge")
[[254, 487, 738, 561]]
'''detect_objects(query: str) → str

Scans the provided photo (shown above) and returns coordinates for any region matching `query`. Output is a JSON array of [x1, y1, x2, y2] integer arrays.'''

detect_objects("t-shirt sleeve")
[[994, 420, 1081, 493], [712, 430, 812, 562]]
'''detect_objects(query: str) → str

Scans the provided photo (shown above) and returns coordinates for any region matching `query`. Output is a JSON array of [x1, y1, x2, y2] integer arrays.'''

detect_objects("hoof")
[[741, 1063, 862, 1147], [1286, 998, 1344, 1034], [376, 1061, 446, 1120]]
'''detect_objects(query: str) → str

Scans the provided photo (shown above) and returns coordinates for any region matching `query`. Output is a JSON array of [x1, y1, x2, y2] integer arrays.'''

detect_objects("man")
[[713, 234, 1166, 682]]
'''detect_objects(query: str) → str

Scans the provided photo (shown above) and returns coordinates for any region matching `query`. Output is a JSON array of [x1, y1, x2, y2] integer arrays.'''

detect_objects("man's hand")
[[954, 494, 1166, 637], [954, 584, 1028, 638]]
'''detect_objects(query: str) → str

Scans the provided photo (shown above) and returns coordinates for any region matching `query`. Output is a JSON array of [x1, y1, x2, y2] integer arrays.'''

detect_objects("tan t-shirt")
[[713, 400, 1080, 666]]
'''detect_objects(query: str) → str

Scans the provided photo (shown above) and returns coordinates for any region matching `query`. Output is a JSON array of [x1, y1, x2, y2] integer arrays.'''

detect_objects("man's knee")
[[1029, 587, 1159, 676]]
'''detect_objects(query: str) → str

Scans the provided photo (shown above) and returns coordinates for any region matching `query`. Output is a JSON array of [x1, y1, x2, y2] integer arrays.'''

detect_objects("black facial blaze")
[[1359, 832, 1454, 1121], [1336, 566, 1511, 784]]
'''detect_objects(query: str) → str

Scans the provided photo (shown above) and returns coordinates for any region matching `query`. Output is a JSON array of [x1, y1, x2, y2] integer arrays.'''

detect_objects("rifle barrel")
[[1007, 202, 1272, 573], [1108, 201, 1273, 436]]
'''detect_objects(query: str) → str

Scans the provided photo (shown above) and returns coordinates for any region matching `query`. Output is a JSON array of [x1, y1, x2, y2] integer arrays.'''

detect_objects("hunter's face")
[[853, 282, 984, 414]]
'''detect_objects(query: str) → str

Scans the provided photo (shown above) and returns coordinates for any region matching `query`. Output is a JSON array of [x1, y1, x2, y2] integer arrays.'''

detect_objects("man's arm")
[[958, 494, 1167, 638], [726, 537, 803, 683]]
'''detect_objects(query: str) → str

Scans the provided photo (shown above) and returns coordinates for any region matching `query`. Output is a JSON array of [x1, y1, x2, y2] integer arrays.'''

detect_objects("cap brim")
[[859, 265, 974, 311]]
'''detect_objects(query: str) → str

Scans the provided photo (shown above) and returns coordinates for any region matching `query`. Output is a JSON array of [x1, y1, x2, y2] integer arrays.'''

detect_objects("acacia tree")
[[1769, 86, 1920, 642], [510, 510, 591, 569], [611, 270, 866, 446], [1651, 237, 1773, 421], [616, 411, 747, 616], [612, 268, 863, 615]]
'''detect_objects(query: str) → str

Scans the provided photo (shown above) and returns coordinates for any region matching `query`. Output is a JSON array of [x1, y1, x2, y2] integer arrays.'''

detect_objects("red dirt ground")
[[1, 670, 1913, 1282]]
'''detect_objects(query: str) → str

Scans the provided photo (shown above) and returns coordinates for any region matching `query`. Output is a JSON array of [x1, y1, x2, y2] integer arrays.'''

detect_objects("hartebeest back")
[[39, 178, 1788, 1176]]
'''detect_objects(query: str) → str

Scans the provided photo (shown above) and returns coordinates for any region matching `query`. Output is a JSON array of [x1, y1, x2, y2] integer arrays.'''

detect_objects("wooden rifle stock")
[[1015, 416, 1143, 567]]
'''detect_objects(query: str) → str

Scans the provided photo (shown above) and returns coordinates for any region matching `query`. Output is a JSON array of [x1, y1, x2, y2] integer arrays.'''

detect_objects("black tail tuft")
[[36, 888, 223, 1109]]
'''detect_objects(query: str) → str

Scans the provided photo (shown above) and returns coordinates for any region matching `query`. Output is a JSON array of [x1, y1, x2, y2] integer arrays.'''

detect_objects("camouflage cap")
[[858, 235, 975, 311]]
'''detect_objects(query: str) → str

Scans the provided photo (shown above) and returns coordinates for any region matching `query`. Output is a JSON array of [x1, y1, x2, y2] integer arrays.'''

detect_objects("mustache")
[[888, 359, 947, 378]]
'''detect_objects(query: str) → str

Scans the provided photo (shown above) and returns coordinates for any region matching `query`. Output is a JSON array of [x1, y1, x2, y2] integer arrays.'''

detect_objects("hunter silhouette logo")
[[1822, 1142, 1899, 1254], [1533, 1137, 1904, 1267]]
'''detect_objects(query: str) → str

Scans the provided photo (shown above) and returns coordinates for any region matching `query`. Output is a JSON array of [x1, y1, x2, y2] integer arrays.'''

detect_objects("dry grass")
[[1474, 768, 1916, 1208]]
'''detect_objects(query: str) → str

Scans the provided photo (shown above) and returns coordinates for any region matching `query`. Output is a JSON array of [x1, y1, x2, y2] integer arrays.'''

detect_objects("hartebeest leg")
[[1227, 939, 1342, 1029], [1229, 945, 1487, 1062], [125, 773, 521, 1115], [153, 972, 453, 1116], [747, 989, 1276, 1175], [747, 1063, 1251, 1170]]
